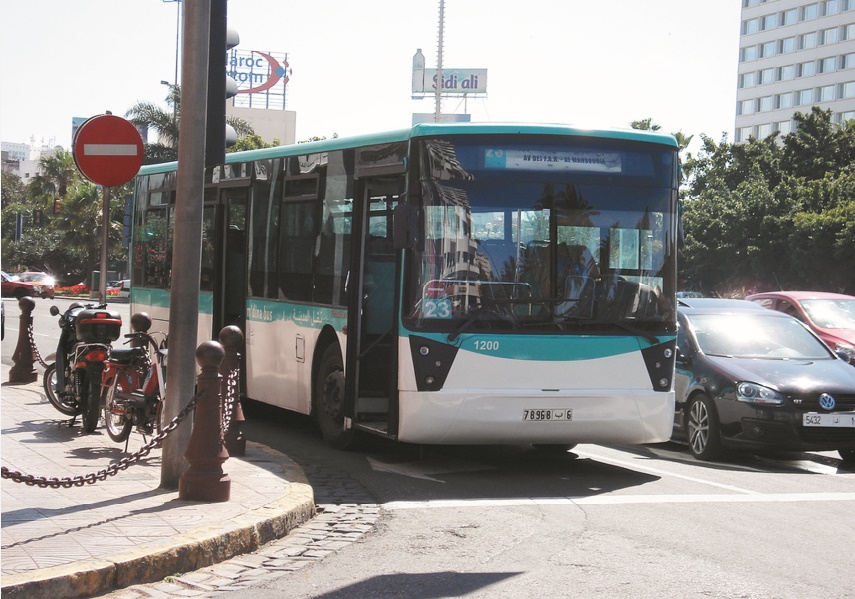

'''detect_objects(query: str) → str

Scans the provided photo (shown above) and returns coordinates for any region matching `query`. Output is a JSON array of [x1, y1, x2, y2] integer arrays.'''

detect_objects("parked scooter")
[[101, 312, 168, 444], [43, 302, 122, 432]]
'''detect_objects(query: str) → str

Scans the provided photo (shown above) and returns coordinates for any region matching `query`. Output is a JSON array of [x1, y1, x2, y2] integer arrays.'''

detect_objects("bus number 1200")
[[473, 340, 500, 351]]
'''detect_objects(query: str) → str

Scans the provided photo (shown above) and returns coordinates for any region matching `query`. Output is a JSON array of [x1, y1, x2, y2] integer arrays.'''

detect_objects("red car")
[[16, 272, 56, 299], [746, 291, 855, 364], [1, 270, 44, 300]]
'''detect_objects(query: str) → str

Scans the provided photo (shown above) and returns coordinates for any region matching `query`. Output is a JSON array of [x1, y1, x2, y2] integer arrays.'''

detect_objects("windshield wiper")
[[447, 298, 528, 341]]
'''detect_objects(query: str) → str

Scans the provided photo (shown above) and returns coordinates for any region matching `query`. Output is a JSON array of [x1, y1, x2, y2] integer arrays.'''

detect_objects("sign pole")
[[99, 186, 110, 302]]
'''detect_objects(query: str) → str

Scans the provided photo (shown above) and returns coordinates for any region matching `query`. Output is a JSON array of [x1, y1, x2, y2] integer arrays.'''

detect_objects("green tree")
[[631, 118, 661, 131], [28, 149, 77, 216], [230, 134, 279, 152], [680, 107, 855, 295], [780, 107, 846, 180], [126, 84, 181, 164], [47, 180, 127, 286], [1, 172, 28, 244]]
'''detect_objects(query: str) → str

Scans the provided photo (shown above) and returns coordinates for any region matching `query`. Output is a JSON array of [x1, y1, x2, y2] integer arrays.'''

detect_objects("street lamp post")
[[161, 0, 182, 87]]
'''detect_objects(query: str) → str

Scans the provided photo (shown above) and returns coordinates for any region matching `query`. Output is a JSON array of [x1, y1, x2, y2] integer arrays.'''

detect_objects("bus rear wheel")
[[315, 344, 355, 450]]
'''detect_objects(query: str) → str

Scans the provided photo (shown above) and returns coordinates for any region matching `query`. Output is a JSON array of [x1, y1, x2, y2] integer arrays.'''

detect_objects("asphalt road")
[[6, 297, 854, 599], [226, 401, 855, 599], [1, 296, 132, 370]]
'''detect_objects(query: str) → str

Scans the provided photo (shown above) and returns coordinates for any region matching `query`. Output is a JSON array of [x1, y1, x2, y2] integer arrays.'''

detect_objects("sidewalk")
[[0, 362, 316, 599]]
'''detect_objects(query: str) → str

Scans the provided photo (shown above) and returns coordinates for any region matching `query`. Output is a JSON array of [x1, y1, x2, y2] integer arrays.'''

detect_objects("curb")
[[0, 443, 316, 599]]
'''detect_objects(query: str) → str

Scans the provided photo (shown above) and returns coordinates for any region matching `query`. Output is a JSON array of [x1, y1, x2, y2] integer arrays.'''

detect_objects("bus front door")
[[346, 176, 403, 437], [213, 189, 248, 337]]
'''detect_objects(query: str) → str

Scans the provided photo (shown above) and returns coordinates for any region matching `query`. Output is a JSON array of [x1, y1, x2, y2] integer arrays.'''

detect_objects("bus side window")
[[315, 205, 352, 306], [279, 201, 315, 301]]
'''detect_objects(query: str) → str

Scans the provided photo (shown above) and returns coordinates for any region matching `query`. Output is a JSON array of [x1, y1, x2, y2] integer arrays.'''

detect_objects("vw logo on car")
[[819, 393, 837, 411]]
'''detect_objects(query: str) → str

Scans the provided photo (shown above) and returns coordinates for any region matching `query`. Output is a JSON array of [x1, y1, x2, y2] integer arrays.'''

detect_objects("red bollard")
[[219, 325, 246, 457], [9, 296, 38, 384], [179, 340, 231, 502]]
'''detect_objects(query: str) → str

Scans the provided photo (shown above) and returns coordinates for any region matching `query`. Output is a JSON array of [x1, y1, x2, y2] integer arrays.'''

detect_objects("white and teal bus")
[[131, 123, 679, 449]]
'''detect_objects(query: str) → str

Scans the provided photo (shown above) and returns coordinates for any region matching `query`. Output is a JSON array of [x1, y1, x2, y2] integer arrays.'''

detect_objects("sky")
[[0, 0, 742, 156]]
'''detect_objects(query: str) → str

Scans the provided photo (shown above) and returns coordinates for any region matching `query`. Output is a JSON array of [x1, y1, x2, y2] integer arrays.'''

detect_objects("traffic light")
[[206, 0, 239, 168]]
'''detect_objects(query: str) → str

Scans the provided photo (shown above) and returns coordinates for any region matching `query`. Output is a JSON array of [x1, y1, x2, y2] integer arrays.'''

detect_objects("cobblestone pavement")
[[95, 466, 381, 598]]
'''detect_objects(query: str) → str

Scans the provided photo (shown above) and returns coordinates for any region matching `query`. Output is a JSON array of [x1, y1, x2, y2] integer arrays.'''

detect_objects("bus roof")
[[137, 122, 678, 176]]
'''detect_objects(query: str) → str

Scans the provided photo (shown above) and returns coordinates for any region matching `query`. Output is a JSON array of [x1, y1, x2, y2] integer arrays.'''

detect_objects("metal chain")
[[27, 322, 51, 368], [220, 367, 239, 441], [1, 393, 199, 489]]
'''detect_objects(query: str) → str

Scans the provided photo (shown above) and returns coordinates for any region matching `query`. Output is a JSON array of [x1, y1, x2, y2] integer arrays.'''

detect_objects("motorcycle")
[[101, 312, 168, 443], [43, 302, 122, 432]]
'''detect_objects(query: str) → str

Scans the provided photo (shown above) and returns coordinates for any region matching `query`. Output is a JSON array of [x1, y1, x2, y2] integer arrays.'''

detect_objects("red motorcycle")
[[100, 312, 167, 444]]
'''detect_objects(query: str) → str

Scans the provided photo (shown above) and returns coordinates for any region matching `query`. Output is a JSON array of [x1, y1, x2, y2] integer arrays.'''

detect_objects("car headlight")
[[736, 382, 784, 405], [834, 341, 855, 363]]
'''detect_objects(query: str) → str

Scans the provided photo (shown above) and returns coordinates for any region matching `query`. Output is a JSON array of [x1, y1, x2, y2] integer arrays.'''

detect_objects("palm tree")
[[126, 84, 181, 164], [50, 180, 125, 285], [126, 84, 254, 165], [631, 118, 662, 132], [29, 150, 77, 214]]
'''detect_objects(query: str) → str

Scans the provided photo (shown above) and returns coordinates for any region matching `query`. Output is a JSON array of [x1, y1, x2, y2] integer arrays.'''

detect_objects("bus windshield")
[[404, 135, 678, 334]]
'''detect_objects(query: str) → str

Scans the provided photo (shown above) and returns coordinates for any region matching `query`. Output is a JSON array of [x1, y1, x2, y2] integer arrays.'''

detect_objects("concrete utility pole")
[[161, 0, 211, 489]]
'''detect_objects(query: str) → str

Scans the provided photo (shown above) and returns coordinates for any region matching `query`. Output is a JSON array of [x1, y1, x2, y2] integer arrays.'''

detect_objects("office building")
[[735, 0, 855, 141]]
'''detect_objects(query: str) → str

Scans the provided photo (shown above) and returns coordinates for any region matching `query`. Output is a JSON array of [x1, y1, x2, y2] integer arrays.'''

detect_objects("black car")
[[673, 302, 855, 462]]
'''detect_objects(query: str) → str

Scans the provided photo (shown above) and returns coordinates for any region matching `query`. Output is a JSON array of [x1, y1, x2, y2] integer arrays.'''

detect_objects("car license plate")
[[803, 412, 855, 427], [523, 409, 572, 421]]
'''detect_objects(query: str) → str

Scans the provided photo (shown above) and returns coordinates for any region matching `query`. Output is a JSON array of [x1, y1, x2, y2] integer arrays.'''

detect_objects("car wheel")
[[686, 393, 723, 461], [839, 449, 855, 464]]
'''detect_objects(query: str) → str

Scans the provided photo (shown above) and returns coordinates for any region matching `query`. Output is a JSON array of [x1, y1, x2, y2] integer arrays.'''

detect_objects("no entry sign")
[[73, 114, 144, 187]]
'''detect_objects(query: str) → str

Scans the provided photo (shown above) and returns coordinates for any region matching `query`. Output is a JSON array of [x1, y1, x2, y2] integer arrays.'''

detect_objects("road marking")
[[383, 492, 855, 510]]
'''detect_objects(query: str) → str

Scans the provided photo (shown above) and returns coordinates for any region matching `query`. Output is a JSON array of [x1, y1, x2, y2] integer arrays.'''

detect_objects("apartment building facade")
[[736, 0, 855, 141]]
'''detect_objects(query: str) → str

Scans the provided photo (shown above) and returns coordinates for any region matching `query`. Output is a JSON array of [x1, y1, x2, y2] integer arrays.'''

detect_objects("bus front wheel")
[[315, 344, 355, 450]]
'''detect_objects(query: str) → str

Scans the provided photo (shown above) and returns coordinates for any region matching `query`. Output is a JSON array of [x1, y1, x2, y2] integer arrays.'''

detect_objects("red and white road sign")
[[73, 114, 144, 187]]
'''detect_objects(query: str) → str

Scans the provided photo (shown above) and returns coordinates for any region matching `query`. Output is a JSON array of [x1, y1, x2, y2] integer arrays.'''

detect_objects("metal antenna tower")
[[434, 0, 445, 122]]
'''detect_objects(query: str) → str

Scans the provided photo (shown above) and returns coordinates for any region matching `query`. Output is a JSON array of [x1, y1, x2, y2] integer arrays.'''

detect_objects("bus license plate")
[[803, 412, 855, 427], [523, 409, 572, 421]]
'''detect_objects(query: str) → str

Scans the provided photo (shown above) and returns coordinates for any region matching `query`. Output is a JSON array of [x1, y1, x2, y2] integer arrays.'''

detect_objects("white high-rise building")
[[735, 0, 855, 141]]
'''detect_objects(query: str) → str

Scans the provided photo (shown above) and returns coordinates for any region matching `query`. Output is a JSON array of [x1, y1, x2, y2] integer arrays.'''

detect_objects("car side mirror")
[[675, 346, 691, 366], [836, 350, 853, 364]]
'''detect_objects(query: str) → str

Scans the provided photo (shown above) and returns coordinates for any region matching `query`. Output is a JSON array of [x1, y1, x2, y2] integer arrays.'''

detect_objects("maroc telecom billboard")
[[227, 50, 291, 110]]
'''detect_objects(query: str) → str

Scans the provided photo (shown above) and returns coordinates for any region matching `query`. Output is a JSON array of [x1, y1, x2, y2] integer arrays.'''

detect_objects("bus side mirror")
[[393, 203, 420, 250]]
